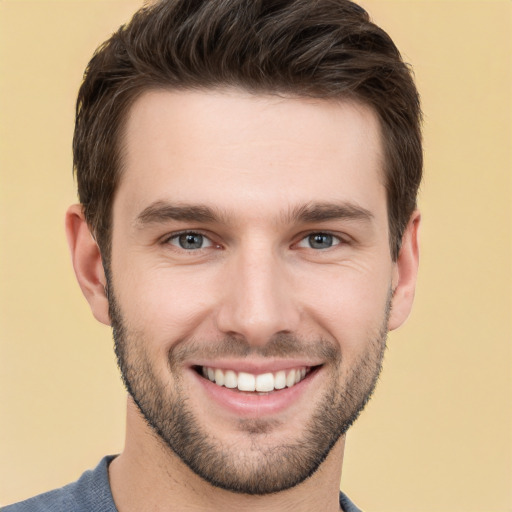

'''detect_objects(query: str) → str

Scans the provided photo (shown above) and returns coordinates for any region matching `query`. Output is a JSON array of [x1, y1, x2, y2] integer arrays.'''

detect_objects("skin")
[[66, 89, 420, 512]]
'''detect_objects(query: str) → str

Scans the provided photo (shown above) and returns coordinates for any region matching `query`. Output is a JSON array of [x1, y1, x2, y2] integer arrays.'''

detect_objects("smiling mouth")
[[195, 365, 320, 393]]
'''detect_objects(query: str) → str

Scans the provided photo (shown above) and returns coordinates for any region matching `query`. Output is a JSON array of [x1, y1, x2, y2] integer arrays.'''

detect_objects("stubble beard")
[[108, 283, 390, 495]]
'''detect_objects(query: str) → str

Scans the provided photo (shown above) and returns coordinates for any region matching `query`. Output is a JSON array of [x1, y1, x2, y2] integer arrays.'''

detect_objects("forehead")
[[116, 89, 385, 222]]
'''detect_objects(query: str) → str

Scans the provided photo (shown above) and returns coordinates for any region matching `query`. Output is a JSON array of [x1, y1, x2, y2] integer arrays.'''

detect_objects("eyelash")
[[164, 231, 216, 251], [295, 232, 343, 250], [163, 230, 346, 252]]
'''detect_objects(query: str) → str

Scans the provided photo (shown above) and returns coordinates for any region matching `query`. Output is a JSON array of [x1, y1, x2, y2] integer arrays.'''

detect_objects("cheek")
[[114, 262, 219, 343], [300, 265, 391, 350], [112, 248, 393, 357]]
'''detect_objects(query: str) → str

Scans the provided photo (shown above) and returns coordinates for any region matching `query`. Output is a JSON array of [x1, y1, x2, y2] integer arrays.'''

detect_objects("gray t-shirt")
[[2, 456, 361, 512]]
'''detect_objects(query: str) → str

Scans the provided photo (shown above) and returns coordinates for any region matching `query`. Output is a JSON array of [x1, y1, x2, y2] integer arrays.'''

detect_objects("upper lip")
[[190, 358, 323, 374]]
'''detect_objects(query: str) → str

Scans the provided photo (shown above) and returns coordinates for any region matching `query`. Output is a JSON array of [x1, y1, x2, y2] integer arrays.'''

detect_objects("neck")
[[109, 399, 345, 512]]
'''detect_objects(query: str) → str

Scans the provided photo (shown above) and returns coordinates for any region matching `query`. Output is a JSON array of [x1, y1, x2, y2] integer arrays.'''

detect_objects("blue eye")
[[298, 233, 340, 250], [169, 232, 213, 250]]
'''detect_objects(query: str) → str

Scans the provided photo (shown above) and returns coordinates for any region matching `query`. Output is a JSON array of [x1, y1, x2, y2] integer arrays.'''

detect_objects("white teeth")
[[274, 370, 286, 390], [214, 368, 224, 386], [224, 370, 237, 388], [286, 369, 296, 388], [238, 372, 256, 391], [255, 373, 274, 392], [201, 366, 311, 392]]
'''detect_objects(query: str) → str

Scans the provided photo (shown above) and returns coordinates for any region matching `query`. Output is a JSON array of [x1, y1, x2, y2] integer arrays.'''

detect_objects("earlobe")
[[388, 211, 421, 331], [65, 204, 111, 326]]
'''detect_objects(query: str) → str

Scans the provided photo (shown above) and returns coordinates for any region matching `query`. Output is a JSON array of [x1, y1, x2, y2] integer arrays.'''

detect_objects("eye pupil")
[[309, 233, 333, 249], [179, 233, 203, 249]]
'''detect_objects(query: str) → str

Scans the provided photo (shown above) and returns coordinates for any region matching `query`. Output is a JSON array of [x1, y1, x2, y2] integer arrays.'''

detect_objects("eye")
[[297, 232, 341, 250], [167, 232, 213, 250]]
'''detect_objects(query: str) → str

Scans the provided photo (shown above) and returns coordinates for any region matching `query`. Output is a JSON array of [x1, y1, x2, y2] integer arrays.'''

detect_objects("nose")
[[215, 245, 301, 345]]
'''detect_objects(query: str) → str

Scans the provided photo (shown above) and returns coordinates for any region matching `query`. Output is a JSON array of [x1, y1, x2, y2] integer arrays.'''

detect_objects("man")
[[4, 0, 421, 510]]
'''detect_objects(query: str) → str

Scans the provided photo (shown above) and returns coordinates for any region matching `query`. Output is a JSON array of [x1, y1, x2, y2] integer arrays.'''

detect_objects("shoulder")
[[2, 456, 117, 512], [2, 484, 80, 512], [339, 490, 362, 512]]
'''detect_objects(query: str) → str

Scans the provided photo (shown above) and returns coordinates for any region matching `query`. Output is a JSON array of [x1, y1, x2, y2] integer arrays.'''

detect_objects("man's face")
[[108, 90, 397, 494]]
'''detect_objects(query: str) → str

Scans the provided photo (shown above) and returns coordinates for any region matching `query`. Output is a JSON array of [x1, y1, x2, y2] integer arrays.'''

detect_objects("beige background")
[[0, 1, 510, 510]]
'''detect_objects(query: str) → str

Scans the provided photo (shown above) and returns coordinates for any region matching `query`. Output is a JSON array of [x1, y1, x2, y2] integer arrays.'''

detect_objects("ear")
[[65, 204, 111, 326], [388, 210, 421, 331]]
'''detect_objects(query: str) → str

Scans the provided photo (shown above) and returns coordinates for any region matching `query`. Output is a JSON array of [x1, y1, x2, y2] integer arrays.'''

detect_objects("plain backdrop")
[[0, 1, 510, 511]]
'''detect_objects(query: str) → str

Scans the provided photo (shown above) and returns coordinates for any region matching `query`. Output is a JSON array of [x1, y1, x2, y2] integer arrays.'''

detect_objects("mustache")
[[168, 332, 341, 367]]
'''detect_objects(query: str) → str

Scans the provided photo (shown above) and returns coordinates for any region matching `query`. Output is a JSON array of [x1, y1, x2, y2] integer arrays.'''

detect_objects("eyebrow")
[[134, 200, 373, 228], [134, 202, 221, 227], [289, 202, 374, 224]]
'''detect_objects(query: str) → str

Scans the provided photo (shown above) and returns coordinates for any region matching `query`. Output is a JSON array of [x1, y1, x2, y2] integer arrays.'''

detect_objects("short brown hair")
[[74, 0, 422, 263]]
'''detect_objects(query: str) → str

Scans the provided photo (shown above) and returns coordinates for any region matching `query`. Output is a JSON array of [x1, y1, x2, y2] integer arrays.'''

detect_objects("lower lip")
[[191, 368, 321, 417]]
